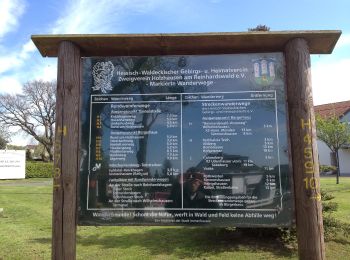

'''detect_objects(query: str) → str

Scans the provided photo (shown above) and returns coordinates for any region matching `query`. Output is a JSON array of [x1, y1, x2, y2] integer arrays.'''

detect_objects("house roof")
[[314, 100, 350, 119], [26, 144, 37, 150]]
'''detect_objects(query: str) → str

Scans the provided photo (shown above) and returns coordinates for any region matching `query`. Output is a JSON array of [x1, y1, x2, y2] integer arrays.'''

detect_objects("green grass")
[[320, 177, 350, 224], [320, 177, 350, 259], [0, 180, 52, 259], [76, 226, 297, 260], [0, 177, 349, 259]]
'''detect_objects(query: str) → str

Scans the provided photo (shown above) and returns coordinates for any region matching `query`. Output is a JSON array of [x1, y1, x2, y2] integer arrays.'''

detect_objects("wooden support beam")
[[52, 41, 81, 260], [285, 38, 325, 260]]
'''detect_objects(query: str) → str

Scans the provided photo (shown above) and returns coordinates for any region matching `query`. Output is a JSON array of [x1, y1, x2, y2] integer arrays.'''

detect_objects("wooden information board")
[[79, 53, 293, 226], [32, 30, 341, 260]]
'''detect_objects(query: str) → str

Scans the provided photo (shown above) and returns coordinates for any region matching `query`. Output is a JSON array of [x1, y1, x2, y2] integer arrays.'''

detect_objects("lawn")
[[0, 177, 349, 259], [320, 177, 350, 223]]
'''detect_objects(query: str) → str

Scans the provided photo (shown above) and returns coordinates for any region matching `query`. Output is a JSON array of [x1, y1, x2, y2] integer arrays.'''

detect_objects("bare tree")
[[0, 80, 56, 160], [0, 124, 10, 149]]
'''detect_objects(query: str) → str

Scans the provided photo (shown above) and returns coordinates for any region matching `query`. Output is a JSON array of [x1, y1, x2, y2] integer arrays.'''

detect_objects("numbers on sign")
[[264, 124, 273, 128], [303, 177, 319, 190], [52, 125, 67, 190], [166, 135, 179, 160], [304, 134, 312, 145], [57, 126, 67, 136], [300, 117, 321, 200], [166, 114, 178, 128], [54, 167, 61, 178], [304, 147, 312, 159]]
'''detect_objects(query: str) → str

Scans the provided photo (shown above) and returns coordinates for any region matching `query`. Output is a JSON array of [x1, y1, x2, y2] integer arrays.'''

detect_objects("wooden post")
[[285, 38, 325, 260], [52, 41, 81, 260]]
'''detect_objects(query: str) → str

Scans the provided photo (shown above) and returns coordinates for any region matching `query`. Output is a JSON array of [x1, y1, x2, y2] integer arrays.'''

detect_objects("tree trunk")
[[136, 113, 150, 166], [45, 144, 54, 162], [137, 127, 149, 166], [335, 149, 340, 184]]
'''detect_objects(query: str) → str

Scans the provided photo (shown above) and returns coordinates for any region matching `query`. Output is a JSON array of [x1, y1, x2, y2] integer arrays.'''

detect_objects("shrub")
[[322, 202, 338, 213], [321, 189, 350, 241], [320, 189, 335, 201], [323, 215, 350, 240], [319, 165, 336, 174], [230, 189, 350, 245], [26, 161, 53, 178]]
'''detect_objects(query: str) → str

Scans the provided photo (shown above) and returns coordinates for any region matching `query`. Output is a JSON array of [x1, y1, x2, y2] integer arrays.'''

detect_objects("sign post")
[[52, 41, 81, 260], [32, 31, 341, 260], [285, 38, 325, 259]]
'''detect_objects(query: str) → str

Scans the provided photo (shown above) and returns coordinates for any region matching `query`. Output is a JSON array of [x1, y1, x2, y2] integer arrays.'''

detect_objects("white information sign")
[[0, 150, 26, 179]]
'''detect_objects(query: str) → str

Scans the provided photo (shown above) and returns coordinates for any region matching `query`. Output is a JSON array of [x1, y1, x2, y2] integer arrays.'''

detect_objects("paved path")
[[320, 173, 350, 178], [0, 180, 52, 186]]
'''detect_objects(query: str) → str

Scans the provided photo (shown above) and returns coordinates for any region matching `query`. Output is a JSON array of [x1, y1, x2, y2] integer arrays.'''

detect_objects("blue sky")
[[0, 0, 350, 144]]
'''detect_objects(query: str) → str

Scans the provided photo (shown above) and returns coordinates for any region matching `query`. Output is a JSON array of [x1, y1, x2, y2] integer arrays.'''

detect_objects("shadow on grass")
[[31, 237, 51, 244], [328, 237, 350, 245], [74, 227, 296, 258]]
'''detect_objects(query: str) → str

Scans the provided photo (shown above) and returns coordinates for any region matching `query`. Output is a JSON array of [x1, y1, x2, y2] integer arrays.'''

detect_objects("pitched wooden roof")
[[31, 30, 341, 57], [314, 100, 350, 119]]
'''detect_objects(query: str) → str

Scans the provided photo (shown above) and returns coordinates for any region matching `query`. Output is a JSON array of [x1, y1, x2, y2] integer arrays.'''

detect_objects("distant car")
[[193, 153, 285, 209]]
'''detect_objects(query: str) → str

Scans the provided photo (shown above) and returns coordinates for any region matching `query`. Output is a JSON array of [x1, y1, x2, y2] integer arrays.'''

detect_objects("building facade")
[[314, 100, 350, 174]]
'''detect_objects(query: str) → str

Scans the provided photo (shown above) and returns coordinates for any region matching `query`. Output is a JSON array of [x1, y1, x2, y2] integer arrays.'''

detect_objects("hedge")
[[26, 161, 53, 178]]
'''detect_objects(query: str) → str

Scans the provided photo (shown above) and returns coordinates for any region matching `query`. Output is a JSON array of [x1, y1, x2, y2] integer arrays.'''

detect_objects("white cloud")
[[312, 58, 350, 105], [0, 55, 22, 74], [52, 0, 162, 34], [8, 135, 32, 146], [7, 128, 32, 146], [19, 40, 36, 59], [1, 0, 196, 97], [34, 60, 57, 82], [8, 0, 169, 89], [0, 76, 22, 94], [0, 40, 36, 74], [2, 0, 171, 97], [0, 0, 26, 39], [336, 33, 350, 49]]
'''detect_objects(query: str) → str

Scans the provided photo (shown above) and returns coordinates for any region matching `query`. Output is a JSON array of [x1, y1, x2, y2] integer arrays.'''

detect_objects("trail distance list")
[[79, 53, 293, 226]]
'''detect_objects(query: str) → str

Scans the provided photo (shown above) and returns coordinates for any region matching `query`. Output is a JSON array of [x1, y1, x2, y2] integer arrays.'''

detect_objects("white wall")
[[317, 140, 332, 166], [317, 140, 350, 174], [339, 149, 350, 174]]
